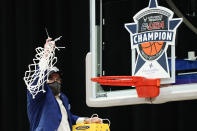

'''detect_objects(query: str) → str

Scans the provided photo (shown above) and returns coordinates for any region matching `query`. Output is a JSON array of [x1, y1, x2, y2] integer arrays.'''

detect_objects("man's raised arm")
[[24, 38, 57, 99]]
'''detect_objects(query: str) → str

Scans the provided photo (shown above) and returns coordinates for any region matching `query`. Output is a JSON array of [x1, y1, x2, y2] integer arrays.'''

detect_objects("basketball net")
[[24, 36, 64, 99]]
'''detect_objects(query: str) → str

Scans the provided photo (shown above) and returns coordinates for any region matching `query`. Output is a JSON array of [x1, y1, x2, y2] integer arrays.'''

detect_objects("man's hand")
[[84, 117, 102, 124], [44, 38, 55, 49], [44, 38, 55, 57]]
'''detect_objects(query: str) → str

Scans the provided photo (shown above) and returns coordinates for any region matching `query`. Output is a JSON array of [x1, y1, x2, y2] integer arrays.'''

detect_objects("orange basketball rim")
[[91, 76, 160, 98]]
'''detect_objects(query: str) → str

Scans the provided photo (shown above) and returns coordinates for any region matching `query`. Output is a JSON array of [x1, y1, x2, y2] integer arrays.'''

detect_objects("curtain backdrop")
[[1, 0, 197, 131]]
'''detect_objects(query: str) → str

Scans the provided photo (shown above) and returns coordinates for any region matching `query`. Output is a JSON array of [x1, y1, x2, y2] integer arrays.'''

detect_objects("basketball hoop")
[[91, 76, 160, 98]]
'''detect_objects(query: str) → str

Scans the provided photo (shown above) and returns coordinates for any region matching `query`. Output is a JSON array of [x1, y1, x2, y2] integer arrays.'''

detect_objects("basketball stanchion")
[[91, 76, 160, 98]]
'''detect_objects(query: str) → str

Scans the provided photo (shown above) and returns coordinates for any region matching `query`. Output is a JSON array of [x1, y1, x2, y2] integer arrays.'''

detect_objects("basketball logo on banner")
[[125, 0, 182, 78]]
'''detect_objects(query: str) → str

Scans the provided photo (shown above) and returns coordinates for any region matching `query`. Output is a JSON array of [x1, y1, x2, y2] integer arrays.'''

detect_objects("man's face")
[[47, 72, 62, 96], [47, 72, 61, 84]]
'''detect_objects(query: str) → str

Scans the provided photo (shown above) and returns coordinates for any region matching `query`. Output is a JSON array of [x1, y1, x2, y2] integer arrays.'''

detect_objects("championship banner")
[[125, 0, 182, 78]]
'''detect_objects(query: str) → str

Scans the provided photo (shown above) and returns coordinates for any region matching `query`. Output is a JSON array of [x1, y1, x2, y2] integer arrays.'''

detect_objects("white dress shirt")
[[56, 96, 71, 131], [56, 96, 86, 131]]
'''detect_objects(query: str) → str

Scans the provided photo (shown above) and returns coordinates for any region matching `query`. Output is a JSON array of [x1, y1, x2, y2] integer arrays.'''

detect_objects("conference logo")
[[76, 126, 90, 130], [125, 0, 182, 78]]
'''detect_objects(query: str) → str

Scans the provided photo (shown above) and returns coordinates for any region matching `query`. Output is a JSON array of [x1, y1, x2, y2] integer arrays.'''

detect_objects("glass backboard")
[[86, 0, 197, 107]]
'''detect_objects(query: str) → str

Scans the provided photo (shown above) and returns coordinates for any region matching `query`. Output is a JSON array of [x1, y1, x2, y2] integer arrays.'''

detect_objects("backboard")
[[86, 0, 197, 107]]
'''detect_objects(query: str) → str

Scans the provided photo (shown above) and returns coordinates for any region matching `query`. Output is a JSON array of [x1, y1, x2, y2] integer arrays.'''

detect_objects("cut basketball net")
[[24, 35, 65, 99], [91, 76, 160, 98]]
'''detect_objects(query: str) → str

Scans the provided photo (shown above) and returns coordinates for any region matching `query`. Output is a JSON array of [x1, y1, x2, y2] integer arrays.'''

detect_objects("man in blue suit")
[[26, 38, 101, 131]]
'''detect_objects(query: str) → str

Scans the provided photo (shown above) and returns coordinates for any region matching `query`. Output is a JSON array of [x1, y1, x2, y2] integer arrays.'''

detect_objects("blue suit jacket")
[[27, 82, 79, 131]]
